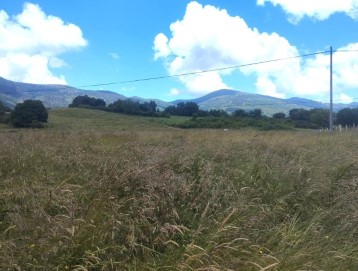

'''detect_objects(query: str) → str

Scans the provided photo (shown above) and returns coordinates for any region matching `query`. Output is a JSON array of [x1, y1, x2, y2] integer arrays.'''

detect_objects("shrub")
[[0, 101, 11, 124], [10, 100, 48, 128], [336, 108, 358, 127], [272, 112, 286, 119], [69, 95, 106, 108]]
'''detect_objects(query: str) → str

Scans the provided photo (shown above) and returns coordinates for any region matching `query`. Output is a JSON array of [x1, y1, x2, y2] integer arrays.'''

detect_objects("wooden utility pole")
[[329, 46, 333, 133]]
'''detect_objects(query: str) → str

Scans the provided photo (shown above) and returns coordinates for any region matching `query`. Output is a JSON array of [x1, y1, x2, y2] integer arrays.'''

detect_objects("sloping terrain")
[[1, 77, 356, 114], [0, 77, 125, 108]]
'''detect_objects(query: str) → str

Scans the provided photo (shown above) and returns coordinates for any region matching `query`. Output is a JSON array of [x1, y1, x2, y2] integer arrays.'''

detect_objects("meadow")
[[0, 108, 357, 270]]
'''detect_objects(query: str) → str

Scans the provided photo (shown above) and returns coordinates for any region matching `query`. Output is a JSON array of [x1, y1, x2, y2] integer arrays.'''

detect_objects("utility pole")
[[329, 46, 333, 133]]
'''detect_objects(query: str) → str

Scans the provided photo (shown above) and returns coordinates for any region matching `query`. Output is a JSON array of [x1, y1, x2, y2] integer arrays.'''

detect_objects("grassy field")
[[0, 108, 357, 270], [47, 108, 175, 131]]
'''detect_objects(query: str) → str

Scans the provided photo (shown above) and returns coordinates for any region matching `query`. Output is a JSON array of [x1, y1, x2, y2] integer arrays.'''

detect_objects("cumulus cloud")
[[255, 77, 285, 98], [0, 3, 87, 84], [154, 33, 170, 60], [154, 1, 358, 100], [154, 1, 297, 96], [257, 0, 358, 22]]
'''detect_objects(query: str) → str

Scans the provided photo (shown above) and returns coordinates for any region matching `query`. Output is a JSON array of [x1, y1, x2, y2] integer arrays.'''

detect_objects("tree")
[[249, 109, 263, 118], [176, 102, 199, 116], [0, 101, 11, 123], [69, 95, 106, 108], [233, 109, 262, 118], [289, 108, 310, 121], [140, 101, 157, 113], [164, 102, 199, 116], [336, 108, 358, 126], [309, 109, 329, 128], [232, 109, 247, 118], [10, 100, 48, 128], [108, 99, 140, 114], [107, 99, 158, 116], [272, 112, 286, 119], [208, 109, 229, 117], [163, 105, 177, 115], [0, 101, 6, 114]]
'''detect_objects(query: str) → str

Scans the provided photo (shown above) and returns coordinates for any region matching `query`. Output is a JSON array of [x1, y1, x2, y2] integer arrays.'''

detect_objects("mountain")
[[172, 89, 238, 105], [0, 77, 125, 108], [1, 77, 356, 115], [285, 97, 358, 112], [173, 89, 312, 115], [285, 97, 326, 109], [171, 89, 357, 115], [128, 96, 172, 110]]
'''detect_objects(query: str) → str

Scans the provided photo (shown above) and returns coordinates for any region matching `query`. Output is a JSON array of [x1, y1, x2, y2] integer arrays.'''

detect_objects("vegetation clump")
[[107, 99, 163, 116], [164, 101, 200, 116], [336, 108, 358, 127], [10, 99, 48, 128], [69, 95, 106, 109], [0, 101, 11, 124], [69, 95, 168, 117]]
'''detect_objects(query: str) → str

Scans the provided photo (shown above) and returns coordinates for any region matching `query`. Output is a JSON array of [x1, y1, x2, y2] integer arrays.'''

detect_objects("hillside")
[[1, 77, 357, 115], [48, 108, 172, 131], [0, 77, 125, 108], [193, 89, 311, 115], [175, 89, 358, 115]]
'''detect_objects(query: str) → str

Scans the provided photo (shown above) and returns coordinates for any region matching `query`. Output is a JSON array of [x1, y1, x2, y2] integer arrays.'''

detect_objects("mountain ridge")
[[0, 77, 356, 115]]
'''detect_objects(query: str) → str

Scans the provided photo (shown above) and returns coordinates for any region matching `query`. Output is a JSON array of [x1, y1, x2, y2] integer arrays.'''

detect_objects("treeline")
[[1, 96, 358, 130], [168, 105, 358, 130], [336, 108, 358, 126], [289, 108, 358, 128], [175, 108, 292, 130], [69, 95, 166, 117]]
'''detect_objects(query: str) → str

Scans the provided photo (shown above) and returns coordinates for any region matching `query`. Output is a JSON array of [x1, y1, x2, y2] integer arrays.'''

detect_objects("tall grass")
[[0, 109, 357, 270]]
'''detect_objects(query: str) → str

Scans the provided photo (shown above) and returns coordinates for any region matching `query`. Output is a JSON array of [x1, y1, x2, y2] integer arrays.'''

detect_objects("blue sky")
[[1, 1, 358, 103]]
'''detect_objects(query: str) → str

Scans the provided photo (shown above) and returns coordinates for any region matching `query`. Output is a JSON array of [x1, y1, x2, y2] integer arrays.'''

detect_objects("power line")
[[335, 49, 358, 53], [0, 49, 357, 105], [79, 51, 329, 88], [0, 50, 341, 92]]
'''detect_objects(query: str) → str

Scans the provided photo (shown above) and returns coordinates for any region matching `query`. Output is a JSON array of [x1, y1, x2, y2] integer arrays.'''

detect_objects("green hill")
[[48, 108, 173, 131]]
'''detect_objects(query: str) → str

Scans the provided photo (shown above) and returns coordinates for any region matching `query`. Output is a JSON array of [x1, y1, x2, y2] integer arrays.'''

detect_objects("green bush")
[[0, 101, 11, 124], [10, 100, 48, 128]]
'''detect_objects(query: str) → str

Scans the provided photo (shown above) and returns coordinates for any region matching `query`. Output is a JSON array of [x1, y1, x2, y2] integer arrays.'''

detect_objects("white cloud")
[[0, 3, 87, 84], [333, 43, 358, 89], [154, 1, 358, 101], [49, 57, 67, 68], [154, 1, 297, 96], [181, 72, 230, 94], [339, 93, 354, 104], [154, 33, 170, 60], [256, 77, 285, 98], [169, 88, 180, 96], [154, 1, 301, 96], [257, 0, 358, 22]]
